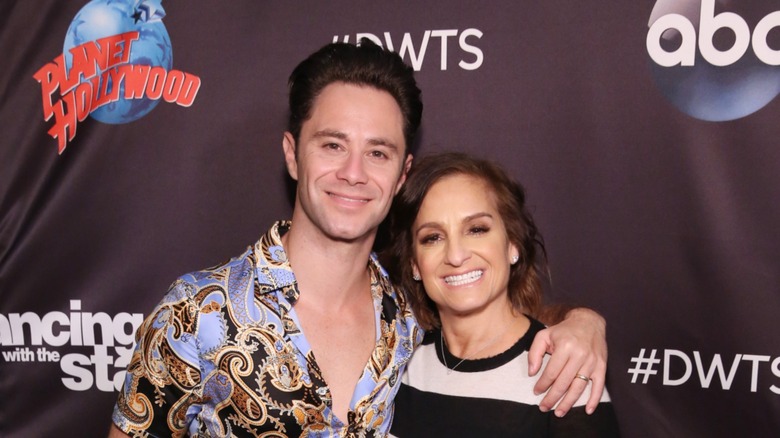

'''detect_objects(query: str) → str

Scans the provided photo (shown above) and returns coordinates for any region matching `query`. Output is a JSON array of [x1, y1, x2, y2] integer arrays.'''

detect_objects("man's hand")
[[528, 307, 607, 417]]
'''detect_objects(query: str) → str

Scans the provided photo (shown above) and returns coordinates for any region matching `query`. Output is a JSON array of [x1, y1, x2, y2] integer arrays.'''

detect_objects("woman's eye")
[[469, 225, 489, 235], [419, 234, 441, 245]]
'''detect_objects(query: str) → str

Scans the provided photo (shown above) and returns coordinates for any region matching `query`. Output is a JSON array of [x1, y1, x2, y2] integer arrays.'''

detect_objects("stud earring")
[[413, 273, 421, 281], [510, 255, 519, 265]]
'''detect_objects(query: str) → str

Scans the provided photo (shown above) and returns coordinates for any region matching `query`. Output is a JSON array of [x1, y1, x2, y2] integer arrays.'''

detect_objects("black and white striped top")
[[390, 318, 620, 437]]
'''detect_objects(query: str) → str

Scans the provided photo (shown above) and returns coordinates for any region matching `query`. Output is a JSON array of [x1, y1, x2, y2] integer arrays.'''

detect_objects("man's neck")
[[281, 221, 376, 307]]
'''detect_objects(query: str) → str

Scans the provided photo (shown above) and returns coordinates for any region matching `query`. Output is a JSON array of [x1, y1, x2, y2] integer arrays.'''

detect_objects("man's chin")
[[323, 223, 378, 245]]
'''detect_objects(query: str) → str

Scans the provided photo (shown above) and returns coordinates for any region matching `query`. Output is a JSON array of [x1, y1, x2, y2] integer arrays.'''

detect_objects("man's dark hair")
[[287, 39, 423, 153]]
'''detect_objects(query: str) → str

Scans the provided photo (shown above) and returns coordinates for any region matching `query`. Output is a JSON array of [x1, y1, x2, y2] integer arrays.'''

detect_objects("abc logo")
[[646, 0, 780, 121]]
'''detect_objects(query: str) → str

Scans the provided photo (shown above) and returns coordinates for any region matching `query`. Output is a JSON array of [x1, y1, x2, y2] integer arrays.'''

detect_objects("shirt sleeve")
[[112, 279, 204, 436]]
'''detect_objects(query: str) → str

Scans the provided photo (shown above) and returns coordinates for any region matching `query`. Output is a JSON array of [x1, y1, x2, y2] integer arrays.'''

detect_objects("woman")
[[385, 152, 619, 436]]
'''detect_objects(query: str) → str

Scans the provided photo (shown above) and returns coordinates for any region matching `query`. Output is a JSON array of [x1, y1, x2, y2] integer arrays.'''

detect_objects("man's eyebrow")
[[312, 129, 399, 151], [367, 137, 399, 151], [312, 129, 348, 140]]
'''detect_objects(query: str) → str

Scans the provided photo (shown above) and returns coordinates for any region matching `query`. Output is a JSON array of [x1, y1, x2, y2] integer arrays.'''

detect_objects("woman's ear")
[[412, 263, 421, 281], [509, 244, 520, 265]]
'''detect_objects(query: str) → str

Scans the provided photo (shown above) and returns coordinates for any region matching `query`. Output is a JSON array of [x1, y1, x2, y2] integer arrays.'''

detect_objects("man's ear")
[[395, 154, 414, 195], [282, 132, 299, 181]]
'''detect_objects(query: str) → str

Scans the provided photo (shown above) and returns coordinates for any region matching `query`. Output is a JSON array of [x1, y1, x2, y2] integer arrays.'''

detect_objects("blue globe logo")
[[63, 0, 172, 124], [647, 0, 780, 121]]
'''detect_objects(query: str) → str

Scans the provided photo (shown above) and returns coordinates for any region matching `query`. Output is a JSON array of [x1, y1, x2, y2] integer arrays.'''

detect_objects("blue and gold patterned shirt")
[[113, 221, 421, 437]]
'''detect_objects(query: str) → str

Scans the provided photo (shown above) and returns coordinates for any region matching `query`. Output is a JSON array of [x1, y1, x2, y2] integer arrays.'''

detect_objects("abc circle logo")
[[647, 0, 780, 121]]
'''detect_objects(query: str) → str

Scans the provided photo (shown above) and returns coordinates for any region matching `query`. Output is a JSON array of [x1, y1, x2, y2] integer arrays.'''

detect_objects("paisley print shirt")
[[112, 221, 421, 437]]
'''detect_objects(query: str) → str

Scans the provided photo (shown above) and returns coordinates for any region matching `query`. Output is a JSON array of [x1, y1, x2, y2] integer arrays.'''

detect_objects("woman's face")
[[411, 173, 519, 320]]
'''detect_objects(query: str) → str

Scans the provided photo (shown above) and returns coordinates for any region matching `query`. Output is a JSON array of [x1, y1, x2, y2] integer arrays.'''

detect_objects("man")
[[110, 40, 607, 437]]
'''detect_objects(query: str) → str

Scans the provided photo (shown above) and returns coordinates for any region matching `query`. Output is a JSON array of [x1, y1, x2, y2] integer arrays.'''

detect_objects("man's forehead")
[[302, 83, 408, 151], [311, 82, 400, 112]]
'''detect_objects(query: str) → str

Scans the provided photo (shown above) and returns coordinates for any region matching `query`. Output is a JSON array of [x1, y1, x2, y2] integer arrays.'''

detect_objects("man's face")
[[283, 82, 412, 244]]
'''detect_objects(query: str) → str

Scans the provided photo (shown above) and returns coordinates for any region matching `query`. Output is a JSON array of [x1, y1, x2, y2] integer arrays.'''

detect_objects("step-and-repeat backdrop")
[[2, 1, 779, 436]]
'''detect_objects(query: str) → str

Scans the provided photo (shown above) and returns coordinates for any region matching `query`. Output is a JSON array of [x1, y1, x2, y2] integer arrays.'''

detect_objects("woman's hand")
[[527, 307, 607, 417]]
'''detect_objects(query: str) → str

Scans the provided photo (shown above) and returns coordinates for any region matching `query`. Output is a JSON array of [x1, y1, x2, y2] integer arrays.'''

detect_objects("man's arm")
[[528, 307, 607, 417]]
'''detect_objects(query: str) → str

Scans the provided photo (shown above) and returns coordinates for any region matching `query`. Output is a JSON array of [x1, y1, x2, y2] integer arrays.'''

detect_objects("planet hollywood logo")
[[646, 0, 780, 121], [33, 0, 201, 154]]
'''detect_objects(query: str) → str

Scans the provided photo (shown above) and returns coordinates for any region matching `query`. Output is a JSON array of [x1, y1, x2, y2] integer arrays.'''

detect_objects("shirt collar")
[[252, 221, 297, 299], [252, 221, 398, 307]]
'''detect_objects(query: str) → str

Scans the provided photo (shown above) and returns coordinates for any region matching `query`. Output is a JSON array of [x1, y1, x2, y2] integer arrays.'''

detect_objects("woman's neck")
[[440, 306, 530, 360]]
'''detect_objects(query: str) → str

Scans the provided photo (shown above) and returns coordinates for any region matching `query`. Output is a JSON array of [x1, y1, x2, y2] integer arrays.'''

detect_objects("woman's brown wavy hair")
[[382, 152, 547, 330]]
